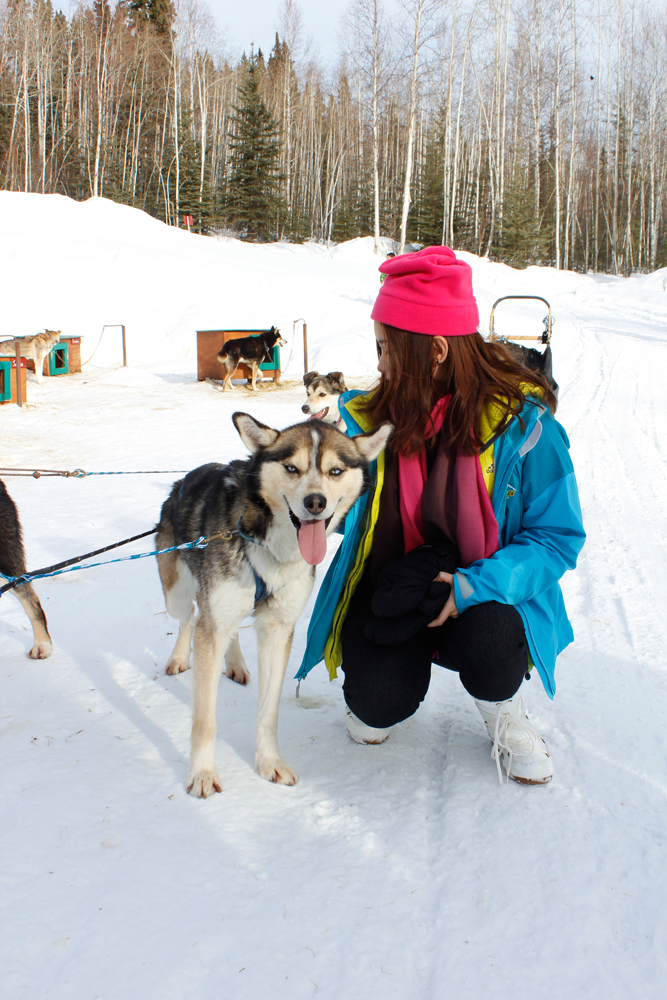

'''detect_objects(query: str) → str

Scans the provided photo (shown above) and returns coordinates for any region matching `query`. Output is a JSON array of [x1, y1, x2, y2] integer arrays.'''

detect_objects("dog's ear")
[[303, 371, 320, 388], [233, 412, 280, 452], [351, 422, 394, 462], [326, 372, 346, 392]]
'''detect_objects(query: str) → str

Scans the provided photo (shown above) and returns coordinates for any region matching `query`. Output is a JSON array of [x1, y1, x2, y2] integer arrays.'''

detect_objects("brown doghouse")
[[196, 329, 282, 385]]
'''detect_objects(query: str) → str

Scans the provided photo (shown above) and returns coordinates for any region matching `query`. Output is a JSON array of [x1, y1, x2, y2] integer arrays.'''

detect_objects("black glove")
[[364, 540, 459, 646]]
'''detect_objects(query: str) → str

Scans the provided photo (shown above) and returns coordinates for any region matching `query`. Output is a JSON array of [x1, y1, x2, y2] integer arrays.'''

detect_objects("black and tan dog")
[[502, 342, 558, 393], [0, 480, 53, 658], [217, 327, 287, 392], [301, 371, 347, 428], [156, 413, 393, 797]]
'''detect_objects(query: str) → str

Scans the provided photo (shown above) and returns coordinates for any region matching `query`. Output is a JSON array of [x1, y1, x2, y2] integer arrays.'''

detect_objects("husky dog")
[[0, 481, 53, 658], [501, 342, 558, 394], [301, 371, 347, 428], [156, 412, 392, 797], [0, 330, 61, 385], [217, 327, 287, 392]]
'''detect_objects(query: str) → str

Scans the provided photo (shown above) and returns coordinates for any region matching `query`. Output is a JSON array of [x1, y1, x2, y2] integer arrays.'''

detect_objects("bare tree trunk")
[[623, 0, 636, 272], [554, 0, 563, 270], [564, 1, 577, 271], [449, 15, 472, 246], [497, 0, 511, 245], [399, 0, 426, 255], [371, 0, 382, 252], [441, 0, 461, 246]]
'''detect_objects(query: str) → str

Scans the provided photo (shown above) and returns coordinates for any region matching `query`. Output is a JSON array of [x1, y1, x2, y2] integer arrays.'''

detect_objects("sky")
[[208, 0, 348, 64], [206, 0, 408, 66], [58, 0, 405, 67]]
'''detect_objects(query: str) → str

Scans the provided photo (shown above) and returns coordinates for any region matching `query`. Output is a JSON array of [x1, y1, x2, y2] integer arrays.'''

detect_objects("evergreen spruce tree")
[[176, 104, 215, 233], [498, 176, 552, 267], [224, 57, 284, 241], [332, 171, 374, 242], [128, 0, 174, 37], [409, 118, 445, 247]]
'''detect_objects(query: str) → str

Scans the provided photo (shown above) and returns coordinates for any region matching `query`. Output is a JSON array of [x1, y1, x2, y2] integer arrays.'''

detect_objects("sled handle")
[[488, 296, 553, 344]]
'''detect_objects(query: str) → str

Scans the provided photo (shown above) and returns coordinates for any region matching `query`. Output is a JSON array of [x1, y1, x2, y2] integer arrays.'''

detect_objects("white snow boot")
[[474, 695, 554, 785], [345, 707, 393, 745]]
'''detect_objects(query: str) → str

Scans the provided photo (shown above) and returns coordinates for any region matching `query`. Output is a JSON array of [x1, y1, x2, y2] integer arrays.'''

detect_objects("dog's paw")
[[165, 658, 190, 675], [256, 755, 298, 785], [28, 641, 53, 659], [186, 770, 223, 798], [225, 662, 250, 685]]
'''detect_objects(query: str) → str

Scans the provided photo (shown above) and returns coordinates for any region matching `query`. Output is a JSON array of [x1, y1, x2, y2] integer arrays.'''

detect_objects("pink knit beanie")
[[371, 245, 479, 336]]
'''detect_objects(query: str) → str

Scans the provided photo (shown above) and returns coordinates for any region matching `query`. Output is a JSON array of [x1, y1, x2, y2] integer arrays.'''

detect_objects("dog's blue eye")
[[284, 465, 299, 475], [329, 468, 343, 476]]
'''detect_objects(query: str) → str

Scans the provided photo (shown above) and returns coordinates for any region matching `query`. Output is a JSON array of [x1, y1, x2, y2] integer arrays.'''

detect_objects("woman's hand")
[[427, 571, 459, 627]]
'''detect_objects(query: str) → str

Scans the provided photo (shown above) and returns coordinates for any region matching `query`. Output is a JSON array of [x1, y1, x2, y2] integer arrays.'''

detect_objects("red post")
[[183, 214, 193, 232]]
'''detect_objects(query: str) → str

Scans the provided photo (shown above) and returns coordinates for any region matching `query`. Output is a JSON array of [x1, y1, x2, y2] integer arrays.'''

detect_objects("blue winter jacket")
[[297, 390, 586, 698]]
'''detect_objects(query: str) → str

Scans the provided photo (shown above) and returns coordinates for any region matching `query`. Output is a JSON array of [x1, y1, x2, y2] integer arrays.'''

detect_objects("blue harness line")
[[1, 518, 273, 606], [0, 535, 217, 593]]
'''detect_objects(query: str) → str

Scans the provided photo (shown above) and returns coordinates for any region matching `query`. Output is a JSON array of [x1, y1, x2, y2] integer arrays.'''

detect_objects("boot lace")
[[491, 706, 538, 785]]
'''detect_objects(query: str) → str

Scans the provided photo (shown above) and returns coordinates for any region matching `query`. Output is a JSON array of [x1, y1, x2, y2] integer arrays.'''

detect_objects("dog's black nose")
[[304, 493, 327, 515], [301, 404, 310, 413]]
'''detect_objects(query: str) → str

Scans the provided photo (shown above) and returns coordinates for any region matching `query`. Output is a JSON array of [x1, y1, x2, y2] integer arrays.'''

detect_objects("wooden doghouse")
[[0, 357, 27, 404], [26, 334, 83, 378], [196, 329, 282, 384]]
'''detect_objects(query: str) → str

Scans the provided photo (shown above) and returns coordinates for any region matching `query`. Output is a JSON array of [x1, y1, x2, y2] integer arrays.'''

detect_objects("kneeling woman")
[[297, 246, 585, 784]]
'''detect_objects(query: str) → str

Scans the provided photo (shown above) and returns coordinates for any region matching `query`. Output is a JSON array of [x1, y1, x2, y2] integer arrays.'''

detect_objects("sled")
[[487, 295, 556, 391]]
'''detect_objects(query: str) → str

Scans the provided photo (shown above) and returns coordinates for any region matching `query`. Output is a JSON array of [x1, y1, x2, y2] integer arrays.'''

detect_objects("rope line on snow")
[[0, 528, 157, 593], [0, 529, 233, 596], [0, 468, 189, 478]]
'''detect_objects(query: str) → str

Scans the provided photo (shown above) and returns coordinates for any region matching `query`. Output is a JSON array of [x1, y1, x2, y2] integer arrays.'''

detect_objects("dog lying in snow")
[[156, 412, 393, 797], [0, 480, 53, 658], [0, 330, 61, 385], [301, 371, 347, 429], [217, 327, 287, 392]]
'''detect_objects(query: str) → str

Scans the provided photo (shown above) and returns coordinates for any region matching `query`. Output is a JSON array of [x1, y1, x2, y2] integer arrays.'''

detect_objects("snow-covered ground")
[[1, 194, 666, 999]]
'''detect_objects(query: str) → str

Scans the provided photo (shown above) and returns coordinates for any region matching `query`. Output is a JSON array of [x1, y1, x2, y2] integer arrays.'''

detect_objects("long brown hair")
[[364, 325, 557, 457]]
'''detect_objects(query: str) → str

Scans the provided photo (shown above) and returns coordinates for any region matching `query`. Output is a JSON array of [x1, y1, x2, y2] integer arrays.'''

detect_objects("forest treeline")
[[1, 0, 666, 273]]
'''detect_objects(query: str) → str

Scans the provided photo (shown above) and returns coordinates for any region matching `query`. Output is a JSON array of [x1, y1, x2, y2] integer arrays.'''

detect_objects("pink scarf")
[[397, 396, 499, 567]]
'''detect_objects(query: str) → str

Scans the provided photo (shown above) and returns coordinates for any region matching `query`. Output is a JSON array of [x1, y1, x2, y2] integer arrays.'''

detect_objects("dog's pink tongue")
[[298, 519, 327, 565]]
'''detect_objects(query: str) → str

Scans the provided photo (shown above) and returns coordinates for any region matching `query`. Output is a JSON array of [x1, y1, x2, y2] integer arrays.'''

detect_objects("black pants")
[[341, 576, 529, 729]]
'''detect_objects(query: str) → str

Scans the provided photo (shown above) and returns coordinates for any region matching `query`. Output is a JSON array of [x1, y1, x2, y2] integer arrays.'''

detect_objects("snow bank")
[[4, 192, 664, 379], [0, 193, 387, 374]]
